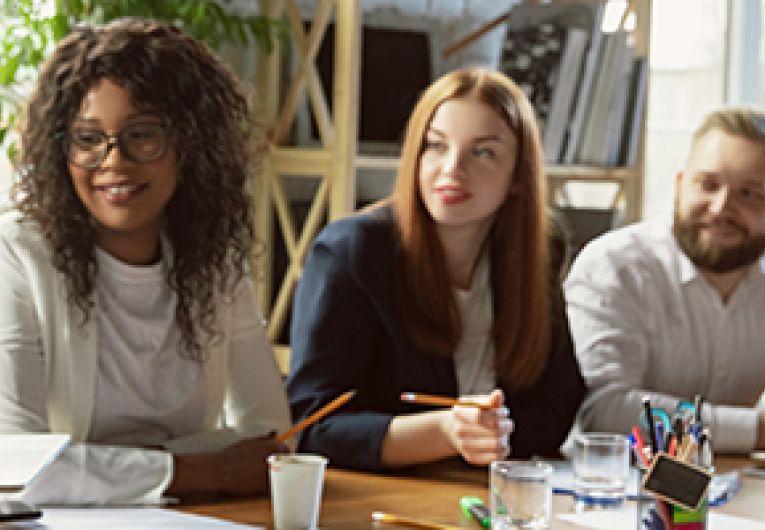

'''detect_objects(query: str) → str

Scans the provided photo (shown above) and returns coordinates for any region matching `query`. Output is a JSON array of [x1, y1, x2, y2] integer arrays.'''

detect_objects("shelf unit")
[[254, 0, 650, 372]]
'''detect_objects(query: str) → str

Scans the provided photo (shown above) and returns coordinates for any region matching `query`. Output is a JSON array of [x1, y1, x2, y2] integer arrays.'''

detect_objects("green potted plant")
[[0, 0, 283, 161]]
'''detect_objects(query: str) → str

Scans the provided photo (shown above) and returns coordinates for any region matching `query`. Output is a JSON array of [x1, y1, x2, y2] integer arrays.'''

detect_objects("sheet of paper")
[[2, 508, 264, 529], [0, 434, 70, 490], [558, 508, 765, 529]]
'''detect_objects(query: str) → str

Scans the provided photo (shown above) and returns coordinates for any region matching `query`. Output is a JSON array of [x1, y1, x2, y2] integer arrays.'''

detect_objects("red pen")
[[630, 426, 650, 467], [668, 434, 677, 457]]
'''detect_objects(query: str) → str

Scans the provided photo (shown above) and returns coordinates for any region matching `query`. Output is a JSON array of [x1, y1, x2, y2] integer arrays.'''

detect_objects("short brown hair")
[[692, 107, 765, 146]]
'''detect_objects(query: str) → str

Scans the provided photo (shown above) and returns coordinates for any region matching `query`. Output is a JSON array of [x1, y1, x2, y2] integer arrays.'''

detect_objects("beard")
[[673, 212, 765, 273]]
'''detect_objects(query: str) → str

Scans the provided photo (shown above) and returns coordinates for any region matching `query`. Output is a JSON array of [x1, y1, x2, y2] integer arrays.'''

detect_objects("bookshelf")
[[351, 0, 652, 218], [255, 0, 651, 371], [544, 0, 651, 224]]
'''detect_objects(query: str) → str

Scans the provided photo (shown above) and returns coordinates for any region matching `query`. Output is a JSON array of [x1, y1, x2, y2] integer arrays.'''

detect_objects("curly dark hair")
[[13, 17, 262, 360]]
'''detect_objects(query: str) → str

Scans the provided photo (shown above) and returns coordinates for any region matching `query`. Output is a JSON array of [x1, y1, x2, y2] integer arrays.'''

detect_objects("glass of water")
[[490, 460, 552, 530], [573, 433, 630, 512]]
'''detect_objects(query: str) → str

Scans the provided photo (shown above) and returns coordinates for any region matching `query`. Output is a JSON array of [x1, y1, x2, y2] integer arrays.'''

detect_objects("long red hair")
[[393, 68, 550, 388]]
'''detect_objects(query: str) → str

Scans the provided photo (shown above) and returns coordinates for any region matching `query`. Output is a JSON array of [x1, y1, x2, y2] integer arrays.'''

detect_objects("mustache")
[[688, 217, 747, 235]]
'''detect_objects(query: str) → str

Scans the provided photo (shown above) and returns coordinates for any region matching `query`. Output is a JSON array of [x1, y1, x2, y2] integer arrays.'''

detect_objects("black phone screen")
[[0, 500, 42, 521]]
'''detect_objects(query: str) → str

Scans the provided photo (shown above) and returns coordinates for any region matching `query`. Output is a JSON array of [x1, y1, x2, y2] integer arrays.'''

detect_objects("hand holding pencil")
[[401, 389, 513, 465], [400, 392, 495, 410]]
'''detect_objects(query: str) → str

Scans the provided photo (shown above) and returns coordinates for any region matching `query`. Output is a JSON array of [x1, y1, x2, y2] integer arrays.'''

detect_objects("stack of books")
[[499, 2, 647, 167]]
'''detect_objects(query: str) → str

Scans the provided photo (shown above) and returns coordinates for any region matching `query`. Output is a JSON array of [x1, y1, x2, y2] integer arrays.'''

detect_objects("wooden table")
[[182, 457, 765, 529]]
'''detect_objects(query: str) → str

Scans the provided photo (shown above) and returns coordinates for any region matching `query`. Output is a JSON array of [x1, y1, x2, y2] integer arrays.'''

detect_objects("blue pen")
[[553, 487, 643, 502], [655, 421, 665, 453]]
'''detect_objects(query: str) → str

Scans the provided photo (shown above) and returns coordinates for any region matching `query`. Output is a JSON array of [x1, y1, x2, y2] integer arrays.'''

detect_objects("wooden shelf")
[[547, 165, 638, 182], [354, 155, 400, 171]]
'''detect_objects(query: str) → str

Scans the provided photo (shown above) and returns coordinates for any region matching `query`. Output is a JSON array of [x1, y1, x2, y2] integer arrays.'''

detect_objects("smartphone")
[[743, 464, 765, 479], [0, 500, 42, 521]]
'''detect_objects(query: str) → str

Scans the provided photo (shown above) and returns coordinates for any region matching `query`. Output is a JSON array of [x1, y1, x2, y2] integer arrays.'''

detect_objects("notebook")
[[0, 434, 70, 492]]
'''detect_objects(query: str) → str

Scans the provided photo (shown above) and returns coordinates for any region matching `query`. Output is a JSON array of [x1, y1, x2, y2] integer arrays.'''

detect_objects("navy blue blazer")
[[287, 205, 586, 471]]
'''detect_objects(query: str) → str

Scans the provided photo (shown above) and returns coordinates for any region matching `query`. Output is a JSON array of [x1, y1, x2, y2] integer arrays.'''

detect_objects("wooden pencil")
[[372, 511, 461, 530], [400, 392, 494, 410], [276, 389, 356, 443]]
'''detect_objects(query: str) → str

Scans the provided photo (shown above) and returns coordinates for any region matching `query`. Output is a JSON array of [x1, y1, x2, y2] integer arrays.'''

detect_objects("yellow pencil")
[[276, 390, 356, 443], [372, 511, 461, 530], [400, 392, 494, 410]]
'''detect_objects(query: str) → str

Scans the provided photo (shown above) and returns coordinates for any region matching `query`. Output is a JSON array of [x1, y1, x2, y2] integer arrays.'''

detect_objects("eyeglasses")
[[62, 122, 169, 169]]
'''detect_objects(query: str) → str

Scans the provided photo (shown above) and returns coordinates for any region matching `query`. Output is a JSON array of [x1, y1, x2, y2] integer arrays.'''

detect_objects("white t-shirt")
[[89, 248, 205, 446], [453, 252, 496, 396]]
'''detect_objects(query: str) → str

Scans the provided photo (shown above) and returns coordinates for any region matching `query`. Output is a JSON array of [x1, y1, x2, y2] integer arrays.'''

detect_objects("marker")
[[698, 429, 713, 469], [460, 496, 490, 528], [694, 394, 704, 426], [642, 396, 658, 456]]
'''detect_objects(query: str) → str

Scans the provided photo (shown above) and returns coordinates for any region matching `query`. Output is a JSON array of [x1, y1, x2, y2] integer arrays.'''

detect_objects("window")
[[642, 0, 727, 220]]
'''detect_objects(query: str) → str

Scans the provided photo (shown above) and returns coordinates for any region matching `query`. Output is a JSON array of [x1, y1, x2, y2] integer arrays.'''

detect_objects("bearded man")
[[565, 107, 765, 452]]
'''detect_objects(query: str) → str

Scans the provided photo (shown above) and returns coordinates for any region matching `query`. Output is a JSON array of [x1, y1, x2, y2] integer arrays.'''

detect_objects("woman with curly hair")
[[287, 68, 585, 470], [0, 18, 290, 504]]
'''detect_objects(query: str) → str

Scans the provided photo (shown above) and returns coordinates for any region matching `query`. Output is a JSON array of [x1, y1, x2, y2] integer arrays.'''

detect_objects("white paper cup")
[[268, 453, 327, 529]]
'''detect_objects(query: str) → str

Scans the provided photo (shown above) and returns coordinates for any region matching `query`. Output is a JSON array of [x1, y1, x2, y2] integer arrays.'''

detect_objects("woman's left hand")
[[444, 388, 514, 465]]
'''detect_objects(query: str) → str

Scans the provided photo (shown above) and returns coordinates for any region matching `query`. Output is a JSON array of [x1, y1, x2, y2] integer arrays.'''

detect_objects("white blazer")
[[0, 210, 291, 504]]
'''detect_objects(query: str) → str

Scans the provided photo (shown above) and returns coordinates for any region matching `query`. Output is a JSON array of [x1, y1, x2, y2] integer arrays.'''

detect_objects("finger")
[[488, 388, 505, 408], [460, 437, 511, 464], [451, 417, 513, 445], [498, 418, 514, 436], [494, 405, 510, 419], [454, 407, 511, 434], [461, 434, 510, 453], [459, 389, 504, 409]]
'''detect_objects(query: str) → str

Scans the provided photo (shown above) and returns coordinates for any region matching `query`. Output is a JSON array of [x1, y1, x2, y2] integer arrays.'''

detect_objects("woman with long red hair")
[[287, 68, 585, 470]]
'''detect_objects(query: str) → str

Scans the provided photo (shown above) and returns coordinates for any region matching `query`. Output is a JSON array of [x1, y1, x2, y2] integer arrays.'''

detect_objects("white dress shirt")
[[0, 210, 291, 504], [565, 221, 765, 452]]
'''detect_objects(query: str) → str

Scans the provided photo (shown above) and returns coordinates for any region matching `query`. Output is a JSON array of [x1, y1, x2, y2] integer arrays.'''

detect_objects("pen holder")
[[637, 466, 708, 530]]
